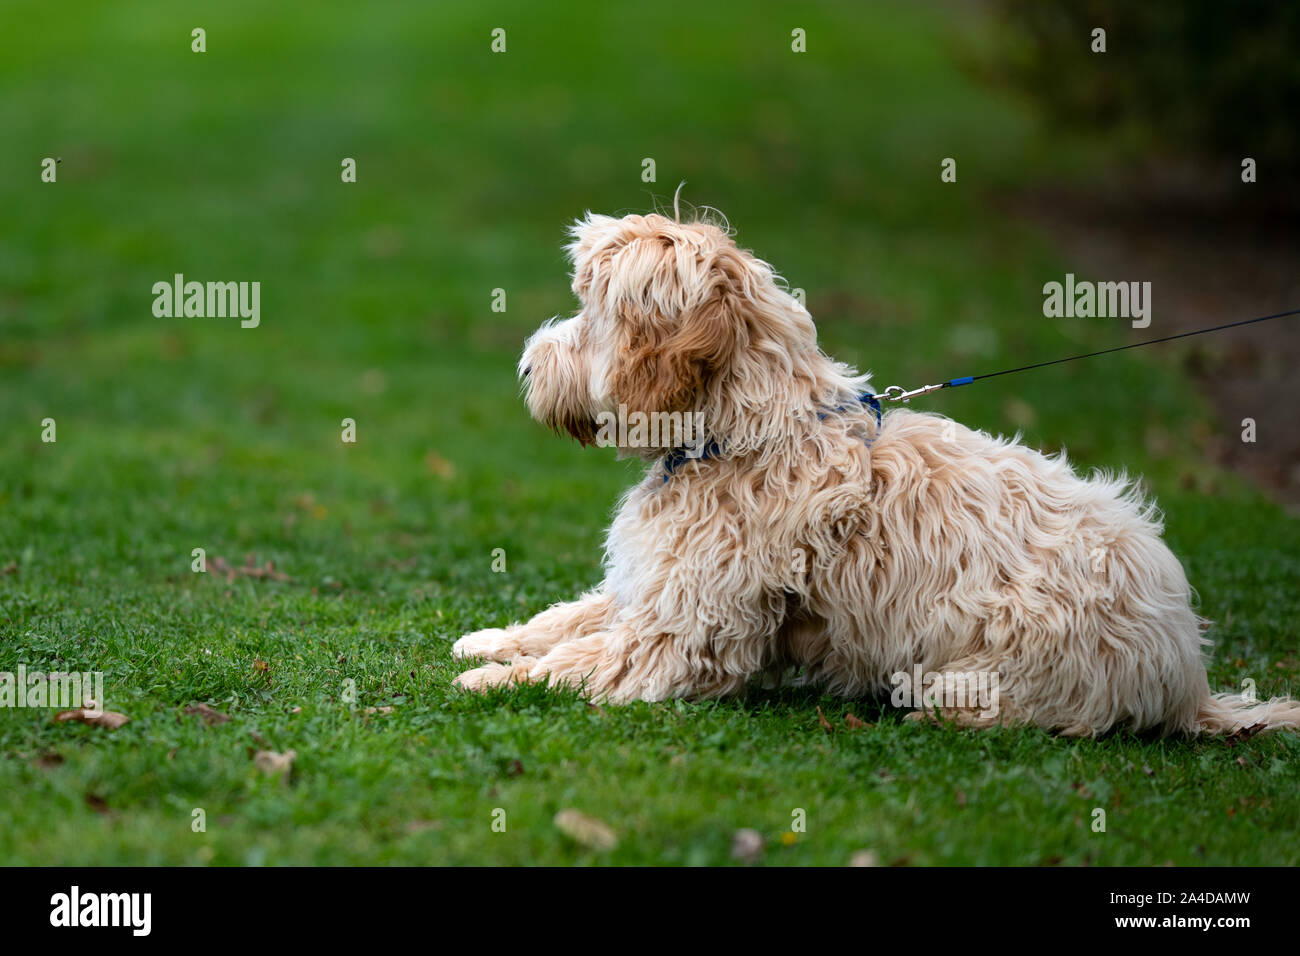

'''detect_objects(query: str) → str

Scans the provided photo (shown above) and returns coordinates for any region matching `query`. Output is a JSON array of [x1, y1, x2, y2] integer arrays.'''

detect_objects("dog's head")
[[521, 211, 831, 457]]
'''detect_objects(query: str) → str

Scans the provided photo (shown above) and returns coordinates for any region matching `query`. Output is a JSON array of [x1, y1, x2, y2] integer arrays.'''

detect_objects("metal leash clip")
[[878, 382, 946, 404]]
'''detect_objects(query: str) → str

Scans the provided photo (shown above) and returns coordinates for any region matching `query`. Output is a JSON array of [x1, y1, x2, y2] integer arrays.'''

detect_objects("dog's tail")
[[1195, 691, 1300, 735]]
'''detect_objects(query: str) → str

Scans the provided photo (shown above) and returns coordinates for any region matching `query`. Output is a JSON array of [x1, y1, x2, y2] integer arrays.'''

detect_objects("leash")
[[865, 306, 1300, 406], [661, 307, 1299, 482]]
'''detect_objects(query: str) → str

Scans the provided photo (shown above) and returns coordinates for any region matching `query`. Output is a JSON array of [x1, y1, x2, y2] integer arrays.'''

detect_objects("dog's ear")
[[612, 275, 741, 416]]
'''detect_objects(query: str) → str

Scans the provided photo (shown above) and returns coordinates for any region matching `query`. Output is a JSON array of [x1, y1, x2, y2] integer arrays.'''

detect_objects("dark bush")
[[985, 1, 1300, 177]]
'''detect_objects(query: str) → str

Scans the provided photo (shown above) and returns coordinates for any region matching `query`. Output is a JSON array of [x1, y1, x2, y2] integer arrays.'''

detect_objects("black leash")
[[661, 307, 1299, 482], [870, 307, 1300, 404]]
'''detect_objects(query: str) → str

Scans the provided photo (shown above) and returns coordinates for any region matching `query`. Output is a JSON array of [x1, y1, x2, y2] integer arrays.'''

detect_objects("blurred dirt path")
[[1006, 173, 1300, 509]]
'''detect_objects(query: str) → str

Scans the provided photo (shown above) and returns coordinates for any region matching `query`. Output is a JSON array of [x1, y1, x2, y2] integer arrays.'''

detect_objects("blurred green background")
[[1, 0, 1297, 865]]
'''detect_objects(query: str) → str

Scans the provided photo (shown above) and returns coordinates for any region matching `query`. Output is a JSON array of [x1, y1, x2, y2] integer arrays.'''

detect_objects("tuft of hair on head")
[[693, 203, 733, 236], [648, 183, 691, 223], [648, 185, 735, 237]]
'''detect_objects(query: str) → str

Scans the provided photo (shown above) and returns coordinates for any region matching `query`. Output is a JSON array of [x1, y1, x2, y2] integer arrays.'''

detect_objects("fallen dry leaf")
[[553, 809, 618, 851], [1, 561, 17, 576], [424, 451, 456, 478], [54, 708, 130, 730], [253, 749, 296, 778], [816, 706, 834, 734], [405, 820, 445, 834], [84, 793, 110, 814], [209, 555, 292, 583], [1225, 722, 1266, 746], [183, 702, 230, 726], [845, 712, 870, 730]]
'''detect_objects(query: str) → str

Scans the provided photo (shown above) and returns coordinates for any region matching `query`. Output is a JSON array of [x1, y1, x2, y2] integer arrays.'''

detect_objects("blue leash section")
[[896, 307, 1300, 395], [661, 306, 1300, 483], [864, 306, 1300, 406]]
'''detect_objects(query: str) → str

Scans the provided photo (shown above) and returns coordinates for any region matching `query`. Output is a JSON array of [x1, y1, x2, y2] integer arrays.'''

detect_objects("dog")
[[452, 209, 1299, 736]]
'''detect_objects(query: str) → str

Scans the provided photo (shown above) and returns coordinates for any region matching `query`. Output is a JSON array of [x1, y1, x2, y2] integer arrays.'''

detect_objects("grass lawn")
[[1, 0, 1297, 865]]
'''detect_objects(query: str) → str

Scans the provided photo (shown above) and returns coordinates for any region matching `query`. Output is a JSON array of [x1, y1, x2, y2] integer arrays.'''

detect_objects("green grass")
[[1, 0, 1297, 865]]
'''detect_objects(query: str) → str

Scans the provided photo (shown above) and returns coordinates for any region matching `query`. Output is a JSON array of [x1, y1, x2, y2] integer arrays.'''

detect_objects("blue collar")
[[658, 392, 881, 484], [660, 439, 725, 483]]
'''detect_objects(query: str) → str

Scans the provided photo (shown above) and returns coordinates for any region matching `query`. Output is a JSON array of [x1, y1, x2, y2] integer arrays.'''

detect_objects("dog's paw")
[[452, 660, 534, 692], [452, 628, 512, 661]]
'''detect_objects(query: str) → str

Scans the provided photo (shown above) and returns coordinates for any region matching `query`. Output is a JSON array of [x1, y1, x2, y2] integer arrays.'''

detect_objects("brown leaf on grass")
[[424, 451, 456, 478], [84, 793, 110, 814], [54, 708, 130, 730], [844, 712, 870, 730], [1224, 722, 1267, 746], [34, 752, 64, 769], [252, 659, 271, 676], [1, 561, 17, 576], [405, 820, 445, 834], [816, 706, 834, 734], [253, 749, 296, 778], [183, 703, 230, 726], [553, 809, 618, 851], [209, 555, 292, 583]]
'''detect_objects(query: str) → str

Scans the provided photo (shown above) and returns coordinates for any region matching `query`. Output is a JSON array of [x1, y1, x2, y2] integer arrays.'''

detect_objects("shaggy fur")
[[452, 210, 1299, 736]]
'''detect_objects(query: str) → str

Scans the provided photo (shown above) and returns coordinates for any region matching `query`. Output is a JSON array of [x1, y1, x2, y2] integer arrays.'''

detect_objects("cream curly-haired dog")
[[452, 210, 1299, 737]]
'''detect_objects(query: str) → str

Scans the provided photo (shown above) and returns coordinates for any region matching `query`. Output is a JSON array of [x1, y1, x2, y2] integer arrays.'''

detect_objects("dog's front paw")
[[452, 660, 534, 692], [452, 628, 513, 661]]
